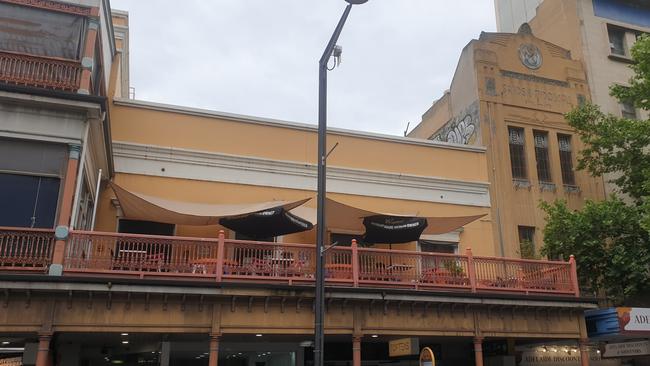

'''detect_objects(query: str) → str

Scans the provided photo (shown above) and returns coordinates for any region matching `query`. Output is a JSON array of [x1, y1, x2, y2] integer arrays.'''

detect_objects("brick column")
[[208, 334, 220, 366], [352, 335, 362, 366], [35, 333, 52, 366], [78, 19, 99, 94], [579, 339, 590, 366], [474, 337, 484, 366], [49, 144, 81, 276]]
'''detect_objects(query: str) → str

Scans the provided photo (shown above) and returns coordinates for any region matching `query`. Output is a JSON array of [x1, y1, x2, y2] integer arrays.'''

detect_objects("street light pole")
[[315, 2, 366, 366]]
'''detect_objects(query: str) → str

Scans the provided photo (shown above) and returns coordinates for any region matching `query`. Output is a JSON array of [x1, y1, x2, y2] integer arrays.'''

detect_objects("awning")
[[324, 198, 485, 244], [109, 183, 313, 227]]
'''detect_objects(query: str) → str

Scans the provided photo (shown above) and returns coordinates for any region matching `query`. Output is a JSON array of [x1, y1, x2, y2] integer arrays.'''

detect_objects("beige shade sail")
[[109, 183, 313, 226], [323, 198, 485, 235]]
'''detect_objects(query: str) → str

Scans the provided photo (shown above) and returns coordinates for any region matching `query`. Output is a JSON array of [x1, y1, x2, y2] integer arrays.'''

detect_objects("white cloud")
[[110, 0, 496, 135]]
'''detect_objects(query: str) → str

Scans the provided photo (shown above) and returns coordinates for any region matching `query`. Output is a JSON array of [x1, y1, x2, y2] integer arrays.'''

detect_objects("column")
[[474, 337, 484, 366], [35, 333, 51, 366], [579, 339, 590, 366], [78, 19, 99, 94], [352, 336, 362, 366], [208, 334, 220, 366], [49, 144, 81, 276]]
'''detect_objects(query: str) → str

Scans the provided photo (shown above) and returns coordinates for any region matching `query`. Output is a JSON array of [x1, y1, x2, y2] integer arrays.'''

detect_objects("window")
[[621, 100, 637, 119], [235, 232, 275, 242], [419, 240, 458, 254], [533, 131, 552, 183], [0, 173, 60, 228], [557, 134, 576, 186], [518, 226, 536, 259], [608, 26, 626, 56], [118, 219, 175, 236], [508, 127, 528, 180]]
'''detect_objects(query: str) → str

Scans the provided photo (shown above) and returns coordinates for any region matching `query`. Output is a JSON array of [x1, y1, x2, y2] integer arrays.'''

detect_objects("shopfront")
[[585, 307, 650, 366]]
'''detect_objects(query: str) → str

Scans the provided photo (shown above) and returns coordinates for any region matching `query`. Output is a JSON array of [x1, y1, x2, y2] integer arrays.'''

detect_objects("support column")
[[78, 19, 99, 94], [352, 336, 362, 366], [208, 334, 220, 366], [50, 144, 81, 276], [474, 337, 484, 366], [579, 339, 590, 366], [35, 333, 51, 366]]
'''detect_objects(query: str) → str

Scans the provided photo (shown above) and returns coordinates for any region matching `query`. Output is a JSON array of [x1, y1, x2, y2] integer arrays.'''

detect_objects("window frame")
[[533, 130, 553, 184], [508, 126, 528, 181], [557, 134, 577, 187], [517, 225, 536, 259]]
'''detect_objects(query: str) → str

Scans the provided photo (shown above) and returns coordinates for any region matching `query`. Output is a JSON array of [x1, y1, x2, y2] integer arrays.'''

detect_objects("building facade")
[[408, 27, 606, 260], [495, 0, 650, 196], [0, 1, 604, 366]]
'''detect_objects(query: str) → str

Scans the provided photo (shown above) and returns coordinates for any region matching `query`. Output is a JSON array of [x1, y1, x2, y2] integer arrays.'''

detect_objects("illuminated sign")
[[389, 338, 419, 357]]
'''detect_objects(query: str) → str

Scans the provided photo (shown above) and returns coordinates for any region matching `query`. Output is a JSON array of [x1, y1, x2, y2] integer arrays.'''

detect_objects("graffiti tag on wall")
[[430, 101, 480, 145]]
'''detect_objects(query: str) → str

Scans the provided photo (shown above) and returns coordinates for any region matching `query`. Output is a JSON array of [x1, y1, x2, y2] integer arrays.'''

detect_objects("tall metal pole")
[[315, 4, 353, 366]]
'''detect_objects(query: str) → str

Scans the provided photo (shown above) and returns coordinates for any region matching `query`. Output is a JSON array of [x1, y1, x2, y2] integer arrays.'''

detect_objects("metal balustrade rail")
[[65, 230, 220, 278], [472, 255, 574, 294], [0, 227, 580, 296], [0, 51, 81, 91], [0, 227, 54, 271]]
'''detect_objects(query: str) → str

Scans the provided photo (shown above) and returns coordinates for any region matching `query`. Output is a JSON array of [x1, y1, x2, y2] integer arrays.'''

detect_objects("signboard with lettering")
[[420, 347, 435, 366], [603, 340, 650, 358], [518, 349, 618, 366], [617, 307, 650, 332], [389, 338, 419, 357]]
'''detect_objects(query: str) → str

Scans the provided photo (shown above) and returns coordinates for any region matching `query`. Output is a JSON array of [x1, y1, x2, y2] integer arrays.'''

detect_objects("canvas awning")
[[327, 198, 485, 237], [109, 183, 314, 227]]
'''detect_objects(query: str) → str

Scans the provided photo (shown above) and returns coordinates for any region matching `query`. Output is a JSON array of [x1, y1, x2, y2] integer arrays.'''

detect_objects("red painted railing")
[[0, 227, 54, 271], [0, 227, 579, 296], [0, 51, 81, 91]]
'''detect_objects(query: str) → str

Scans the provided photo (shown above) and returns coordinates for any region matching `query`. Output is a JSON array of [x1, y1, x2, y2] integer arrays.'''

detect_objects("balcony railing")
[[0, 51, 81, 92], [0, 227, 54, 271], [0, 227, 580, 297]]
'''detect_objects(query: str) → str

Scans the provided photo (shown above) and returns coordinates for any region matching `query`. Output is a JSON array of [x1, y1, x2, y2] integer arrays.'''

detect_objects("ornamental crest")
[[518, 43, 542, 70]]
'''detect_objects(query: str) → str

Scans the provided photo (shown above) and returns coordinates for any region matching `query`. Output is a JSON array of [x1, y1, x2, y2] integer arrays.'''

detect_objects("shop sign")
[[603, 341, 650, 358], [419, 347, 435, 366], [389, 338, 419, 357], [617, 307, 650, 332]]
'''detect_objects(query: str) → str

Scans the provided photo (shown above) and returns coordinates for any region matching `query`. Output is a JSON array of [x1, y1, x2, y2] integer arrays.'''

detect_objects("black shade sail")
[[362, 215, 428, 244], [219, 207, 314, 239]]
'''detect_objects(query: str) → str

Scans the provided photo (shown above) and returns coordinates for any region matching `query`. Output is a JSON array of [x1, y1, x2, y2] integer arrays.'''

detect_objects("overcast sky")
[[109, 1, 496, 136]]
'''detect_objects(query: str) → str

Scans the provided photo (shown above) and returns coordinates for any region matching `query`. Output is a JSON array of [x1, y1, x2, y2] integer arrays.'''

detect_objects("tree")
[[541, 35, 650, 304]]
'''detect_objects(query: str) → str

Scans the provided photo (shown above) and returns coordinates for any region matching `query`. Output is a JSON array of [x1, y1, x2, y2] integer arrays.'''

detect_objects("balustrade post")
[[351, 239, 359, 287], [569, 255, 580, 297], [215, 230, 225, 282], [465, 248, 477, 293]]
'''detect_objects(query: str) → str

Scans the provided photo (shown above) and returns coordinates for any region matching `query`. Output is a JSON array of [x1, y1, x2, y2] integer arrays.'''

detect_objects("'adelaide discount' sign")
[[617, 308, 650, 332]]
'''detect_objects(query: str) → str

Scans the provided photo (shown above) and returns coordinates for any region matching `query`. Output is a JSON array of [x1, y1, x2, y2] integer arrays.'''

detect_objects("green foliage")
[[541, 199, 650, 304], [541, 34, 650, 304], [565, 105, 650, 203], [518, 239, 538, 260], [611, 34, 650, 111]]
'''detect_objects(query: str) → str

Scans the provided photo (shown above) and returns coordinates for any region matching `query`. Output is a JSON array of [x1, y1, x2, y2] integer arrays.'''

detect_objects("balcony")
[[0, 227, 580, 297], [0, 51, 81, 92]]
